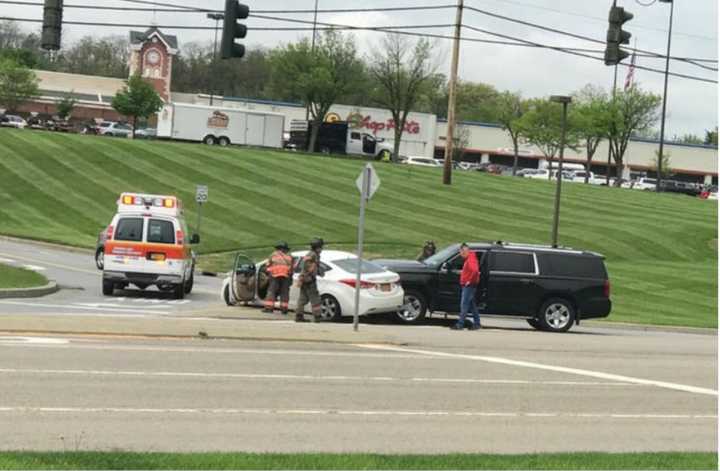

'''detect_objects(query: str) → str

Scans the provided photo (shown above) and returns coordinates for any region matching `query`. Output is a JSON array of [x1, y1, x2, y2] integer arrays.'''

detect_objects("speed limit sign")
[[196, 185, 208, 204]]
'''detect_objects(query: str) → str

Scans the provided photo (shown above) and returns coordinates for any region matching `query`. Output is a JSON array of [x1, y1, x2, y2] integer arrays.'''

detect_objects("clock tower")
[[128, 28, 178, 102]]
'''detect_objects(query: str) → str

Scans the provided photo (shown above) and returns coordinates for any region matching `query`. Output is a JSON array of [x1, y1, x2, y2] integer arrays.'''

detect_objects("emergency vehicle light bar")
[[117, 193, 182, 215]]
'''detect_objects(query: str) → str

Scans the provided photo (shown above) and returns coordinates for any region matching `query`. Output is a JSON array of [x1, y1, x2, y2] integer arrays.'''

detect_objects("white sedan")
[[222, 250, 405, 321]]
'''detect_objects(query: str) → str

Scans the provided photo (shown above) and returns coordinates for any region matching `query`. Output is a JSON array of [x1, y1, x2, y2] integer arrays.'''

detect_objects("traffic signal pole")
[[606, 64, 618, 185], [443, 0, 463, 186]]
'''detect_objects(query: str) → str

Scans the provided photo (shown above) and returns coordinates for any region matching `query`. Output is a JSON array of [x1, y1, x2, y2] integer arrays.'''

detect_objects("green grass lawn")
[[0, 452, 715, 470], [0, 128, 716, 327], [0, 263, 47, 289]]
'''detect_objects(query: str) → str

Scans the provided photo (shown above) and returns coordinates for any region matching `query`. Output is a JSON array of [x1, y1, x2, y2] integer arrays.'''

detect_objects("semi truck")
[[157, 102, 285, 149], [288, 120, 393, 160]]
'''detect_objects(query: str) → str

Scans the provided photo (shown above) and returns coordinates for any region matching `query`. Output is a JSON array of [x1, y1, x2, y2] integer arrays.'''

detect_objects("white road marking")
[[0, 406, 714, 420], [0, 300, 170, 315], [0, 257, 16, 263], [355, 344, 719, 397], [0, 337, 69, 345], [74, 302, 167, 310], [0, 367, 643, 387], [21, 264, 46, 272]]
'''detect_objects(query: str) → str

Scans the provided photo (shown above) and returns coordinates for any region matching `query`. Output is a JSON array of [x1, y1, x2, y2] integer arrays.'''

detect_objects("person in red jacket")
[[451, 243, 482, 330]]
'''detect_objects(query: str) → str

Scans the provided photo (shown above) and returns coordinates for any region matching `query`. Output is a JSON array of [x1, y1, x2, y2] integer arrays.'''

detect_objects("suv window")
[[448, 251, 484, 270], [491, 251, 535, 274], [114, 218, 143, 242], [538, 254, 607, 279], [147, 219, 175, 244]]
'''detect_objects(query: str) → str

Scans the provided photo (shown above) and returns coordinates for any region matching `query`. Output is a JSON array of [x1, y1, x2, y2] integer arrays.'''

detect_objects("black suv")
[[375, 242, 611, 332]]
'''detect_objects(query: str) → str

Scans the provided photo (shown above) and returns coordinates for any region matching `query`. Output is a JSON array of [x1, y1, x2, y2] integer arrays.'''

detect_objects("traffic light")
[[221, 0, 249, 59], [41, 0, 63, 51], [604, 5, 633, 66]]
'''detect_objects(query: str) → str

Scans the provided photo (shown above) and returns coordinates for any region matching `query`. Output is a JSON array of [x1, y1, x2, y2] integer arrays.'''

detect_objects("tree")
[[677, 133, 703, 145], [111, 74, 163, 138], [705, 127, 718, 147], [369, 34, 436, 161], [269, 30, 364, 153], [452, 124, 471, 162], [650, 149, 672, 179], [56, 94, 76, 120], [0, 58, 38, 113], [571, 85, 610, 184], [606, 85, 661, 182], [495, 91, 529, 176]]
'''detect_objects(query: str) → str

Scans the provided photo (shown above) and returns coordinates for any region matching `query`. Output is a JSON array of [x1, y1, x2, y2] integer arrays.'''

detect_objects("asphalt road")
[[0, 238, 717, 453], [0, 238, 225, 317]]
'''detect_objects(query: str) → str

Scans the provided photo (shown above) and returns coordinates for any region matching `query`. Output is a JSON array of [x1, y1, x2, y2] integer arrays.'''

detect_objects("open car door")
[[230, 253, 257, 303]]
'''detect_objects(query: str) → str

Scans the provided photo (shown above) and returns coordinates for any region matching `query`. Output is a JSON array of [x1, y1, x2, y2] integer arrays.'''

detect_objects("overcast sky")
[[5, 0, 718, 137]]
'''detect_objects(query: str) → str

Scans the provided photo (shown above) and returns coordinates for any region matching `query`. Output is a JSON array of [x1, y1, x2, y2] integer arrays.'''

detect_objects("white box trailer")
[[157, 102, 285, 149]]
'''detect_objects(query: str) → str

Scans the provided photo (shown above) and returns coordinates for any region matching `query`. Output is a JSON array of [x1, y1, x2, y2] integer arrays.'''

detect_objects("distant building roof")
[[130, 27, 178, 51], [33, 69, 125, 97]]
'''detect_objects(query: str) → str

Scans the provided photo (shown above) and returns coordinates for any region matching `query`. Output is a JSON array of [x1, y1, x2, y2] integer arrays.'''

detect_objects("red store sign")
[[346, 112, 421, 135]]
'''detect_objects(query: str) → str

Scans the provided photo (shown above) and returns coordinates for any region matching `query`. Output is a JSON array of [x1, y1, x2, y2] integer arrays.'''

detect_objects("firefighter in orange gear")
[[263, 241, 294, 315]]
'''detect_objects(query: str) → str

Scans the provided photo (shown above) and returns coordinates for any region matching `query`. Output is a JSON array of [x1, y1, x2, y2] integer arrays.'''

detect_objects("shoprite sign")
[[345, 112, 421, 135]]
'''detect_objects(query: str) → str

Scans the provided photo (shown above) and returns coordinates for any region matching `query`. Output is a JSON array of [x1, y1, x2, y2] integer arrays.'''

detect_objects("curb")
[[583, 320, 717, 336], [0, 235, 93, 254], [0, 281, 59, 299]]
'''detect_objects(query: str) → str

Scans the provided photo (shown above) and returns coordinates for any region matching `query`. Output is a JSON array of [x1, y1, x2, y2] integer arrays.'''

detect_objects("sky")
[[3, 0, 718, 137]]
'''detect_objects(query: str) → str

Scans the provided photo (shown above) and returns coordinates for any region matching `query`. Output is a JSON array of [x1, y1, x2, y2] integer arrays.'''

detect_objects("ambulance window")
[[115, 218, 143, 242], [147, 219, 175, 244]]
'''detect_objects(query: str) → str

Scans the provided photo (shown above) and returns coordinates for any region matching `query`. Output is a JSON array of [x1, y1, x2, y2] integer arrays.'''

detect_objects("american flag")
[[624, 50, 637, 90]]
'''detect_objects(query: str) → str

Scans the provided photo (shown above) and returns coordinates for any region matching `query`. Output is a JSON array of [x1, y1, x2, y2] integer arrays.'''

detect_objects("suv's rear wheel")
[[173, 283, 185, 300], [95, 248, 104, 270], [395, 290, 427, 324], [102, 279, 114, 296], [538, 298, 575, 333], [184, 272, 194, 294]]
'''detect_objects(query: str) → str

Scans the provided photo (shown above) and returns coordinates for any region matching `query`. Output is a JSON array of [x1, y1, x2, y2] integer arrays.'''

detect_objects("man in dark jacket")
[[451, 243, 482, 330], [295, 238, 325, 323]]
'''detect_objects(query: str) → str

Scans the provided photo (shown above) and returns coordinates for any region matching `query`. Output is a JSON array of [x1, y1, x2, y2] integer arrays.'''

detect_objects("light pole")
[[550, 95, 571, 248], [655, 0, 674, 192], [207, 13, 224, 106]]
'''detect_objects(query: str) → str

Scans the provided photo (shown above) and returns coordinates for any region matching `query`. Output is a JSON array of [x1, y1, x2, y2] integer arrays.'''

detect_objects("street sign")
[[196, 185, 209, 204], [355, 163, 380, 200], [353, 164, 380, 332]]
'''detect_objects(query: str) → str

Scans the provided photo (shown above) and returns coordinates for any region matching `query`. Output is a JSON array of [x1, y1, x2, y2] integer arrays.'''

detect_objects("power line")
[[480, 0, 717, 42], [0, 11, 715, 83], [463, 4, 718, 71], [3, 0, 716, 65]]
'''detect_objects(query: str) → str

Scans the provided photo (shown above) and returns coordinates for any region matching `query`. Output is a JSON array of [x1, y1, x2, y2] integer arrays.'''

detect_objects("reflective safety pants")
[[296, 282, 321, 318], [265, 276, 291, 311]]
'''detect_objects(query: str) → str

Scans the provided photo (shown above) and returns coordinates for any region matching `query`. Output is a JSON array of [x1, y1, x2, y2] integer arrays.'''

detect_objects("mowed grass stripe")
[[277, 151, 697, 260]]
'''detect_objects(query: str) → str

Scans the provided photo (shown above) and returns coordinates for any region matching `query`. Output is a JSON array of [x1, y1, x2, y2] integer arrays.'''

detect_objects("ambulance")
[[102, 193, 198, 299]]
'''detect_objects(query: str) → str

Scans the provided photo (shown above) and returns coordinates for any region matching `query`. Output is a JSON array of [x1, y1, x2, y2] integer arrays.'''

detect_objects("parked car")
[[631, 177, 657, 191], [0, 114, 28, 129], [135, 127, 157, 139], [404, 156, 442, 168], [222, 250, 405, 321], [525, 169, 551, 180], [98, 121, 132, 137], [375, 242, 611, 332]]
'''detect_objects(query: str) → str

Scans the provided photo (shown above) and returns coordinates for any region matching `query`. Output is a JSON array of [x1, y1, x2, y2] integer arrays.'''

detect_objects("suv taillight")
[[106, 225, 114, 240], [603, 280, 611, 298]]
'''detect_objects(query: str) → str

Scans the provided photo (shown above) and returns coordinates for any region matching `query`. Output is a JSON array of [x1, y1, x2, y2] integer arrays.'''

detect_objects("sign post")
[[354, 164, 380, 332], [195, 185, 208, 238]]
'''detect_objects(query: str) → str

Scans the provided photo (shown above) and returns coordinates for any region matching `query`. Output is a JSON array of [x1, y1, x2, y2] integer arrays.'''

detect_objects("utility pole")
[[550, 95, 571, 248], [207, 13, 224, 106], [606, 64, 618, 185], [305, 0, 320, 122], [656, 0, 675, 192], [443, 0, 463, 186]]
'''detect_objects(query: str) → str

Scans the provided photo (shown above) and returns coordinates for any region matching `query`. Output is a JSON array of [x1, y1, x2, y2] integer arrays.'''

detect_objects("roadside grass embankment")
[[0, 451, 716, 470], [0, 128, 716, 327], [0, 263, 47, 289]]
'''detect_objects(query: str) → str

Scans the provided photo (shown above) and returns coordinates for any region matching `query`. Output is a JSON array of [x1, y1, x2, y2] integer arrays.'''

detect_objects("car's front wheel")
[[538, 298, 575, 333], [223, 284, 235, 306], [320, 294, 342, 322], [395, 290, 427, 324], [95, 248, 104, 270]]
